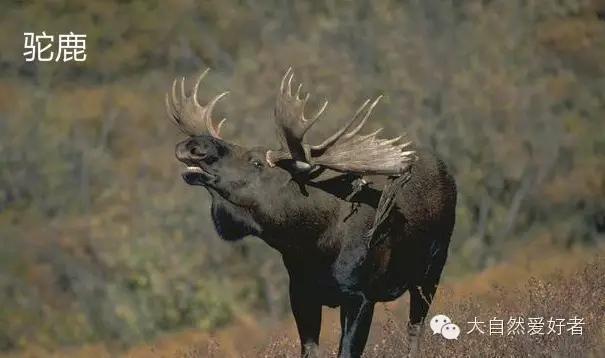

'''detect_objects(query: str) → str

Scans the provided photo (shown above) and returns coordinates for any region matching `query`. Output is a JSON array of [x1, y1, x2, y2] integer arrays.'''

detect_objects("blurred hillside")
[[0, 0, 604, 353]]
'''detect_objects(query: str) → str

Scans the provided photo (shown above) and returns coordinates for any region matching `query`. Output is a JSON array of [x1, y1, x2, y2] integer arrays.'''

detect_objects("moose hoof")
[[407, 322, 425, 357]]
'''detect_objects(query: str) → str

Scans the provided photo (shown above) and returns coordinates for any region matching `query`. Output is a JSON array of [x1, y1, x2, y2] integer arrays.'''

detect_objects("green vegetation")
[[0, 0, 603, 352]]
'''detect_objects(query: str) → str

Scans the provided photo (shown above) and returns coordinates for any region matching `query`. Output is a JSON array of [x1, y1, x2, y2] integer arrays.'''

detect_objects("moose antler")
[[268, 67, 328, 163], [267, 68, 415, 175], [165, 69, 229, 137]]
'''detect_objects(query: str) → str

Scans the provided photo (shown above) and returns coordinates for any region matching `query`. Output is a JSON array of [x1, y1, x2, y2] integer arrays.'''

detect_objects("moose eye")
[[251, 159, 264, 169]]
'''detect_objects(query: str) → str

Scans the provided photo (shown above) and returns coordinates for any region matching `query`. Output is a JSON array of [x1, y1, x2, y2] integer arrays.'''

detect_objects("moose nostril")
[[190, 147, 205, 158]]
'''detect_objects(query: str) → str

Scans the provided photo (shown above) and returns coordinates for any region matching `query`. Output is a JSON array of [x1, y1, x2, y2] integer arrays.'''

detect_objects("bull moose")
[[164, 68, 456, 357]]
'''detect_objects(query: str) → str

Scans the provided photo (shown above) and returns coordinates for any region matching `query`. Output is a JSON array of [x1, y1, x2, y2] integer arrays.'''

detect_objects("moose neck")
[[259, 183, 344, 254], [207, 179, 346, 257]]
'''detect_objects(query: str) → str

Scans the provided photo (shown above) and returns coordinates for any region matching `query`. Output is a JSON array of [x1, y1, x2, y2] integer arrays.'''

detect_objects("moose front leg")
[[289, 280, 322, 358], [338, 295, 375, 358]]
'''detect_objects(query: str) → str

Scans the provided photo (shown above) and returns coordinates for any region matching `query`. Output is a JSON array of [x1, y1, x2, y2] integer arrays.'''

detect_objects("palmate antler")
[[266, 68, 415, 175], [165, 68, 415, 176]]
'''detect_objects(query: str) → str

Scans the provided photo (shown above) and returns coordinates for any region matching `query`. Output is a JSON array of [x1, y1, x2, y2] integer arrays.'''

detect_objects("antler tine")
[[309, 100, 368, 151], [310, 95, 381, 152], [301, 99, 328, 135], [287, 71, 294, 96], [164, 68, 229, 138], [204, 91, 230, 138], [311, 100, 328, 120], [341, 95, 382, 140], [378, 135, 402, 146], [192, 68, 210, 104], [165, 79, 188, 134], [180, 76, 186, 103], [361, 128, 383, 139], [165, 93, 181, 129], [285, 68, 326, 128], [280, 67, 292, 94], [171, 78, 179, 113]]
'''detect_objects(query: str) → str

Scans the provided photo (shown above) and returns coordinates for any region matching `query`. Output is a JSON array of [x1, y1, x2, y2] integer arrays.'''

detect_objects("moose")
[[164, 68, 456, 357]]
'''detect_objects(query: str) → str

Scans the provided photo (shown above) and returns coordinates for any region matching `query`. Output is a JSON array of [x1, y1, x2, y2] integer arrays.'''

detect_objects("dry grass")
[[7, 248, 603, 358], [142, 249, 605, 357], [248, 255, 605, 358]]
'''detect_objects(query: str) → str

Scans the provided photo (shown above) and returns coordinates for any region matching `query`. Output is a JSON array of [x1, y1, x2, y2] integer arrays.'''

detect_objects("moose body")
[[167, 69, 456, 357]]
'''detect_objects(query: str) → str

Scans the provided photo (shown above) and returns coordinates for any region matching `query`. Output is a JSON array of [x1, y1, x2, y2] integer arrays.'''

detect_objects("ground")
[[7, 243, 603, 357]]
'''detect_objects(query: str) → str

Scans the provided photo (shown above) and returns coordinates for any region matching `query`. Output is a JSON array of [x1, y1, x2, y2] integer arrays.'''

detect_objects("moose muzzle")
[[175, 136, 219, 185]]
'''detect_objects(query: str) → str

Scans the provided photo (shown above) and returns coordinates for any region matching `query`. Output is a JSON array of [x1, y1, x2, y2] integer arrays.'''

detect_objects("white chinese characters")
[[466, 316, 584, 336], [430, 313, 584, 343], [24, 32, 87, 62]]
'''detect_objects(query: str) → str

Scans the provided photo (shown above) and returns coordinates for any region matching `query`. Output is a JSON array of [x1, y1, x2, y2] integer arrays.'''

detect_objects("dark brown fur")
[[175, 135, 456, 357]]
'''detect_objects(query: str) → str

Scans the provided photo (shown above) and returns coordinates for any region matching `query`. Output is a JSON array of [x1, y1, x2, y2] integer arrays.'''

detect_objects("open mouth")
[[182, 165, 217, 185]]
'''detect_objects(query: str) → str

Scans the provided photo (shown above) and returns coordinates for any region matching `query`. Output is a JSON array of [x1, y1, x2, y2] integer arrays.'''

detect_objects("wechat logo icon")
[[430, 314, 460, 340]]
